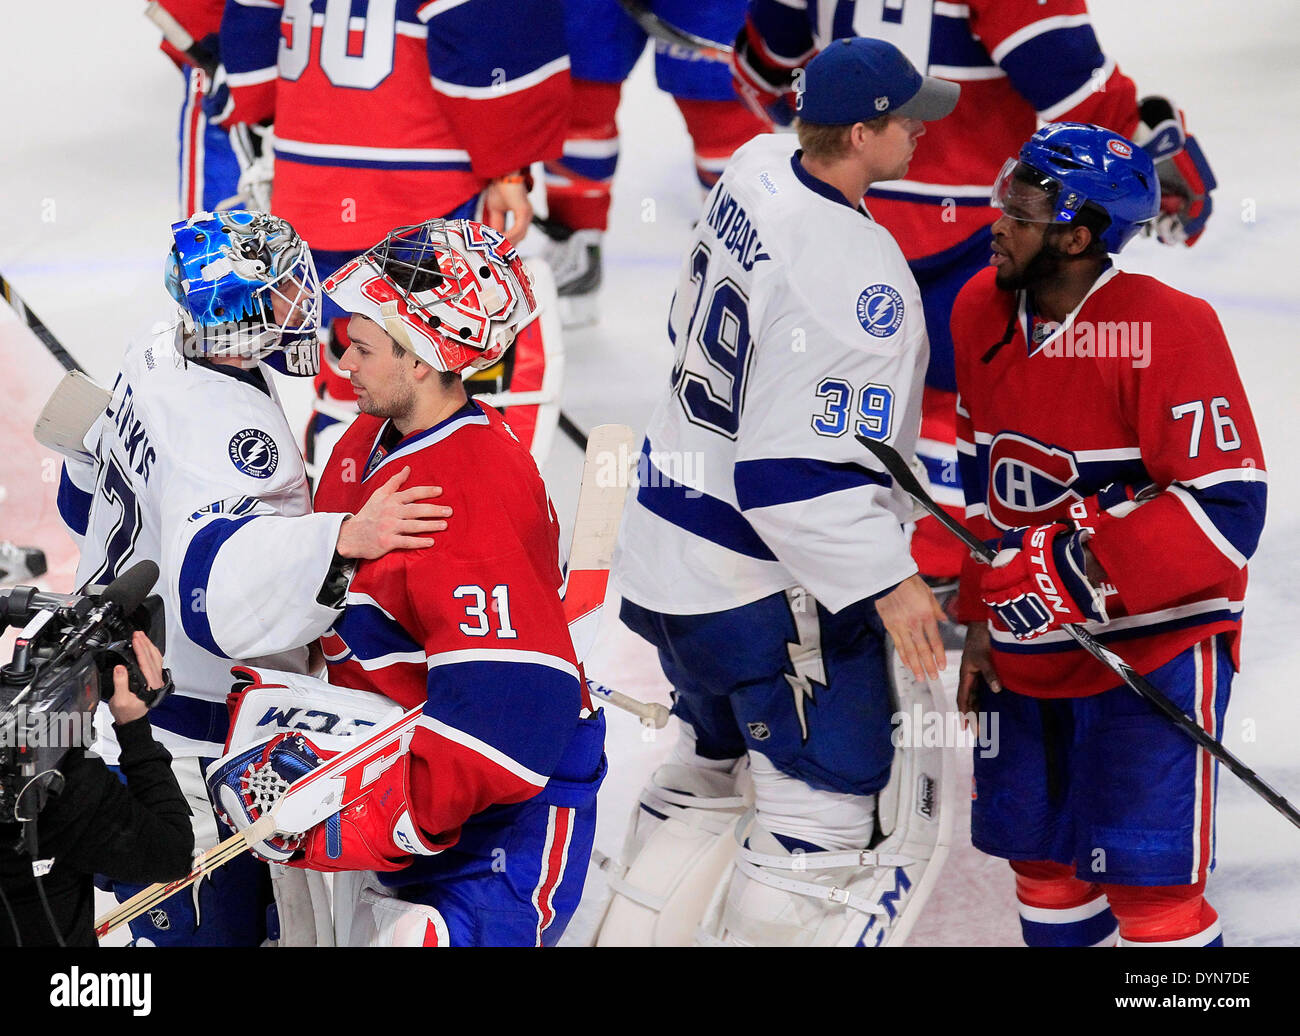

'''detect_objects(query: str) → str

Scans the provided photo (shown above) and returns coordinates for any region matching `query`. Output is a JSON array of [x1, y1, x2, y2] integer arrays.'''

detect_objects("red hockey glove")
[[730, 21, 799, 128], [980, 524, 1110, 641], [292, 753, 444, 873], [1135, 97, 1217, 246]]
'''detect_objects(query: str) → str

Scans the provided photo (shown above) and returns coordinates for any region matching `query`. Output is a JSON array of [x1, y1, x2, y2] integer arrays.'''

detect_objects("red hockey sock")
[[1105, 881, 1223, 946], [674, 97, 766, 189], [1012, 860, 1117, 947], [544, 79, 622, 231]]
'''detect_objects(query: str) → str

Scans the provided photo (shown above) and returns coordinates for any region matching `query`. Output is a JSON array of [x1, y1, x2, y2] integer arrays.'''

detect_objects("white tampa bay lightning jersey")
[[613, 134, 928, 616], [58, 328, 348, 757]]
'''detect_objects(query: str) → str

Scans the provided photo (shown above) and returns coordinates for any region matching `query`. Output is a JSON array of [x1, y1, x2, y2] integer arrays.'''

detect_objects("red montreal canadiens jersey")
[[155, 0, 224, 67], [952, 267, 1267, 698], [218, 0, 570, 250], [744, 0, 1140, 261], [312, 401, 582, 845]]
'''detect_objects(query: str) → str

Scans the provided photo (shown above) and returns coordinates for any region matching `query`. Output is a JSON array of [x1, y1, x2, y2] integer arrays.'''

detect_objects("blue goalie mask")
[[165, 211, 322, 376], [992, 123, 1160, 254]]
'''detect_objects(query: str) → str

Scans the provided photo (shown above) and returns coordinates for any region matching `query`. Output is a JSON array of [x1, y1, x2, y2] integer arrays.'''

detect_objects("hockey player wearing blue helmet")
[[56, 210, 449, 945], [954, 124, 1265, 949]]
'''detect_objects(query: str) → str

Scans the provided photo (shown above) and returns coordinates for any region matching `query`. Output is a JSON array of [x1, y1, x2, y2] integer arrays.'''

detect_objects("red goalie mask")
[[323, 219, 541, 374]]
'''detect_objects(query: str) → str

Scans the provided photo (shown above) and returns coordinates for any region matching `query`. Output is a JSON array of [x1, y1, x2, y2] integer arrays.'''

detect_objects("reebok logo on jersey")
[[856, 284, 905, 338], [229, 429, 279, 479]]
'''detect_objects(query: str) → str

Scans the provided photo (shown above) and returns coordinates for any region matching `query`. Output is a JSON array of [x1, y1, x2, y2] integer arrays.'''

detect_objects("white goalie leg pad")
[[267, 865, 335, 947], [700, 809, 915, 947], [594, 723, 751, 946], [336, 871, 451, 947], [700, 648, 955, 947]]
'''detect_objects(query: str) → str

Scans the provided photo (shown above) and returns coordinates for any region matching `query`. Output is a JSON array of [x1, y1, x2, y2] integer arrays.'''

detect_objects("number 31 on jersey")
[[454, 584, 517, 639]]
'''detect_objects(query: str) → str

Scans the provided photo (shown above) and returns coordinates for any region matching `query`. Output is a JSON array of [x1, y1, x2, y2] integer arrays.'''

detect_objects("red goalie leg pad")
[[544, 79, 622, 232], [674, 97, 766, 190], [1105, 881, 1224, 947], [1011, 860, 1117, 947]]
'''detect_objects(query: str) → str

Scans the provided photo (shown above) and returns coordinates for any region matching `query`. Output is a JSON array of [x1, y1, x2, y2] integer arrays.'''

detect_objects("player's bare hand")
[[336, 466, 452, 559], [108, 630, 166, 726], [484, 178, 533, 244], [957, 620, 1001, 722], [875, 573, 947, 682]]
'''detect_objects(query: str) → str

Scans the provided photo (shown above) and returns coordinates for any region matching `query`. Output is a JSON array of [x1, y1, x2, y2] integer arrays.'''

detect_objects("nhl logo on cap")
[[229, 428, 279, 479], [875, 96, 889, 111], [856, 284, 905, 338]]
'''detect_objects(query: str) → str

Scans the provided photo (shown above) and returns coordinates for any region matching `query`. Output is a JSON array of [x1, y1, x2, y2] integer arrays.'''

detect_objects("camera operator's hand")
[[108, 631, 166, 726]]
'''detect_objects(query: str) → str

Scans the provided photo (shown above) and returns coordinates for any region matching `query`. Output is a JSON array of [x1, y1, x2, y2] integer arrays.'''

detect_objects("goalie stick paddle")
[[855, 433, 1300, 832], [95, 424, 643, 939]]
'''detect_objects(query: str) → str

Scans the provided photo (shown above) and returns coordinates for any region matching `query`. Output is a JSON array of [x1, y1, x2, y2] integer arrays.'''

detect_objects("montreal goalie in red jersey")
[[207, 220, 605, 946], [952, 125, 1265, 950]]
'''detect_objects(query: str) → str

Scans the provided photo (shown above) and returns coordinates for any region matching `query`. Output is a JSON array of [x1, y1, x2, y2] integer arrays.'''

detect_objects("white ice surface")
[[1, 0, 1296, 946]]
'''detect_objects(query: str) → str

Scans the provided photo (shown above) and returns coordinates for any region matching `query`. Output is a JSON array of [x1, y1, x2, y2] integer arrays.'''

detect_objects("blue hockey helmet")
[[165, 211, 321, 376], [991, 123, 1160, 253]]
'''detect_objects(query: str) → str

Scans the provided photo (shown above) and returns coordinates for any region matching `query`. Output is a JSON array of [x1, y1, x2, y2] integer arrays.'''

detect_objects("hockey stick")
[[559, 412, 589, 452], [588, 679, 670, 728], [0, 272, 84, 375], [616, 0, 732, 62], [855, 433, 1300, 832], [95, 424, 644, 938]]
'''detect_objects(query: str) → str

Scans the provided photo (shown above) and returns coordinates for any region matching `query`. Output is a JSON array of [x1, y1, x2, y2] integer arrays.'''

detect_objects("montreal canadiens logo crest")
[[228, 428, 279, 479], [1107, 138, 1133, 159], [987, 433, 1080, 528], [856, 284, 905, 338]]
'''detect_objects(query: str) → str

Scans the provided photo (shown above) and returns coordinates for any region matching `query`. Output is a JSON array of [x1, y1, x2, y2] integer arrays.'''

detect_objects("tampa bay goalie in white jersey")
[[600, 39, 958, 946], [53, 210, 447, 945]]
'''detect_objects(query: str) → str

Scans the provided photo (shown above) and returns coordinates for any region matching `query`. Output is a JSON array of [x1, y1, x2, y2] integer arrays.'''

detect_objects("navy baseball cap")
[[797, 37, 959, 124]]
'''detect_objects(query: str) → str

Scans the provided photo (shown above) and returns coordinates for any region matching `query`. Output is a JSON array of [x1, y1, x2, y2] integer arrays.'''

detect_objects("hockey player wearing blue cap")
[[599, 37, 959, 946]]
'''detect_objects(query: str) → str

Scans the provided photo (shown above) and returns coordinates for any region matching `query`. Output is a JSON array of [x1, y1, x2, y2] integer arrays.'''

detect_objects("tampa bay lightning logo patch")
[[228, 428, 279, 479], [856, 284, 905, 338]]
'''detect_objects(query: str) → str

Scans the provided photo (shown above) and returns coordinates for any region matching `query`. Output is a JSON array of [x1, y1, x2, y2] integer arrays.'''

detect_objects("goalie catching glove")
[[206, 730, 443, 871], [1134, 96, 1217, 246]]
